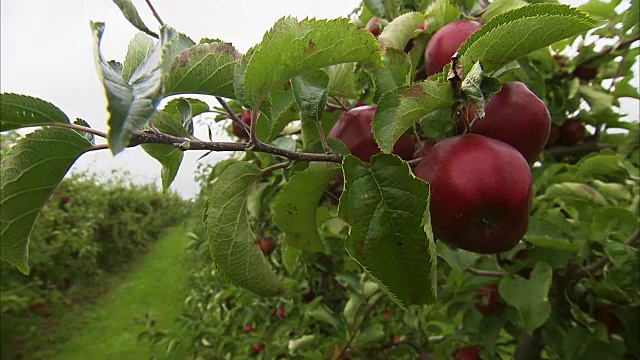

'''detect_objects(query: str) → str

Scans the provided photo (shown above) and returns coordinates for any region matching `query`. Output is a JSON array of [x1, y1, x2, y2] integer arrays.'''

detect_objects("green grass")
[[16, 226, 193, 360]]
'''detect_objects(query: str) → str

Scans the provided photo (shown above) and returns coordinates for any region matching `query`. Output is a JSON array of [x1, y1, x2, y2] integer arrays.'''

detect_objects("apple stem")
[[331, 96, 350, 112]]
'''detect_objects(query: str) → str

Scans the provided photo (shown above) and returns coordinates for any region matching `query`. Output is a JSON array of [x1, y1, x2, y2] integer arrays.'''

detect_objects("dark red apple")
[[383, 309, 392, 321], [414, 134, 532, 254], [365, 17, 382, 37], [232, 110, 252, 138], [468, 81, 551, 162], [257, 236, 276, 255], [453, 345, 480, 360], [63, 261, 72, 268], [424, 20, 482, 76], [474, 285, 501, 315], [275, 305, 286, 320], [328, 105, 416, 162], [557, 120, 586, 146], [243, 324, 254, 333], [546, 124, 560, 148], [573, 64, 598, 80], [251, 343, 265, 356], [29, 301, 46, 310], [595, 304, 620, 335], [302, 288, 315, 303], [60, 196, 71, 205]]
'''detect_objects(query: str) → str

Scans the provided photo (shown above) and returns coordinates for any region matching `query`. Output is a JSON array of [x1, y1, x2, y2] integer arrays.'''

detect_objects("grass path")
[[50, 226, 192, 360]]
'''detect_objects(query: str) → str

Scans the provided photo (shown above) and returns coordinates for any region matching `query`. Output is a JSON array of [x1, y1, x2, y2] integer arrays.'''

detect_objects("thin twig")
[[578, 34, 640, 66], [315, 121, 333, 153], [84, 144, 110, 152], [48, 123, 107, 138], [584, 228, 640, 273], [545, 138, 616, 157], [331, 96, 350, 112], [249, 107, 260, 147], [260, 160, 291, 177], [216, 96, 249, 134], [466, 267, 505, 277], [145, 0, 165, 26]]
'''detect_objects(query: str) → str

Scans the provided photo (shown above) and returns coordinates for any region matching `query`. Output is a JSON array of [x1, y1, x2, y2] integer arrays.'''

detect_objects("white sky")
[[1, 0, 638, 198]]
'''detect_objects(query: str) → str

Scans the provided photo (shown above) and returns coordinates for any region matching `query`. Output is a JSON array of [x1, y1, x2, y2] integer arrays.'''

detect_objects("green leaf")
[[91, 22, 191, 154], [364, 0, 386, 18], [460, 61, 502, 118], [73, 118, 95, 145], [164, 42, 241, 99], [499, 262, 552, 332], [149, 110, 189, 138], [371, 48, 412, 98], [458, 4, 598, 73], [372, 80, 454, 153], [273, 162, 340, 252], [326, 63, 358, 98], [205, 163, 284, 296], [292, 70, 329, 123], [540, 182, 608, 206], [241, 17, 382, 107], [122, 33, 155, 82], [162, 97, 209, 118], [423, 0, 460, 34], [338, 154, 436, 307], [140, 144, 183, 191], [575, 154, 636, 181], [258, 85, 301, 142], [0, 128, 93, 274], [378, 12, 425, 50], [481, 0, 528, 22], [0, 93, 70, 131], [111, 0, 158, 38], [579, 85, 615, 115], [436, 242, 479, 272]]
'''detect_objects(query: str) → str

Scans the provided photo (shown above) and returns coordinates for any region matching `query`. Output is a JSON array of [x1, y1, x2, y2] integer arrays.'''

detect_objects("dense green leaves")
[[91, 22, 191, 154], [372, 80, 454, 153], [205, 163, 284, 296], [0, 128, 93, 274], [273, 162, 341, 252], [499, 262, 553, 332], [239, 17, 382, 107], [292, 70, 329, 123], [338, 154, 436, 307], [0, 93, 70, 131], [371, 48, 412, 98], [458, 4, 598, 73], [164, 42, 241, 99]]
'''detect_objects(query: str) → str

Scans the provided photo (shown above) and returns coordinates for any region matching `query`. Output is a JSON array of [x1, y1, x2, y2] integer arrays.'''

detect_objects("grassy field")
[[11, 226, 192, 360]]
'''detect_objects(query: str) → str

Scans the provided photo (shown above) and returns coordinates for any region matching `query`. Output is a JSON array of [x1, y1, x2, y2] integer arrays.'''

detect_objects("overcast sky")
[[1, 0, 638, 198]]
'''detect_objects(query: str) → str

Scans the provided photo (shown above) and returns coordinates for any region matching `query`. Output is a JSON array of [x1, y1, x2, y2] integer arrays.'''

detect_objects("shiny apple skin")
[[414, 134, 532, 254], [328, 105, 416, 162], [469, 81, 551, 162], [424, 20, 482, 76]]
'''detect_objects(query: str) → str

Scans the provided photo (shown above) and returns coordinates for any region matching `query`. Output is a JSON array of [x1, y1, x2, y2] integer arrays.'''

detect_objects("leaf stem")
[[465, 267, 505, 277], [48, 123, 107, 138], [331, 96, 350, 112], [144, 0, 165, 26], [337, 294, 382, 359], [315, 121, 333, 153], [216, 96, 250, 134], [260, 160, 291, 177]]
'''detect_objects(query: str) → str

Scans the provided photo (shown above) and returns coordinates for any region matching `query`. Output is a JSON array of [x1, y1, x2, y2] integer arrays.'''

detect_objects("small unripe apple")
[[468, 81, 551, 162], [424, 20, 482, 76], [557, 120, 586, 146], [250, 343, 265, 356], [328, 106, 416, 162], [453, 345, 480, 360], [414, 134, 532, 254], [232, 110, 252, 138], [365, 17, 382, 37], [257, 236, 276, 255], [474, 284, 502, 315]]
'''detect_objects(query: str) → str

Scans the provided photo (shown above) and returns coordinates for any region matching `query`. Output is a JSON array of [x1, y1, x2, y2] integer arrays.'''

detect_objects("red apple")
[[595, 304, 620, 335], [474, 284, 502, 314], [275, 305, 286, 320], [365, 17, 382, 37], [453, 345, 480, 360], [557, 120, 586, 146], [29, 301, 46, 310], [257, 236, 276, 255], [468, 81, 551, 162], [328, 105, 416, 162], [251, 343, 265, 356], [424, 20, 482, 76], [573, 64, 598, 80], [414, 134, 532, 254], [302, 288, 315, 303], [60, 196, 71, 205], [232, 110, 252, 138], [546, 124, 560, 148], [243, 324, 254, 333]]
